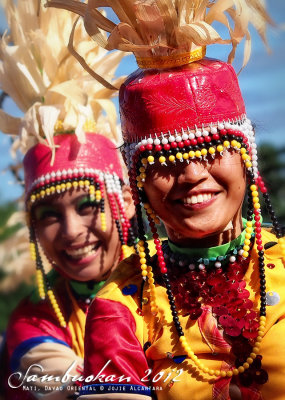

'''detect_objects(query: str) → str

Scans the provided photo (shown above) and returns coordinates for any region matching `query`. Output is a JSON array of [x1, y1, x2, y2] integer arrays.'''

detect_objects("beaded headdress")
[[48, 0, 284, 384], [0, 0, 132, 328]]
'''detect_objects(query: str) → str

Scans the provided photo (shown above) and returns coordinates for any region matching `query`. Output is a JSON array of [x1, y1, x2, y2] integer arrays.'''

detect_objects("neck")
[[166, 216, 243, 248]]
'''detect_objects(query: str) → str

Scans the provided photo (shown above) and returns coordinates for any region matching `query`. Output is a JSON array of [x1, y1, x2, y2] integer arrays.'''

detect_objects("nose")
[[177, 160, 209, 185], [61, 211, 84, 242]]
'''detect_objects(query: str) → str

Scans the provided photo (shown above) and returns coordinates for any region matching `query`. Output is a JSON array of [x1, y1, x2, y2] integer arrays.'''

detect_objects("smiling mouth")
[[182, 193, 215, 205], [65, 242, 101, 260]]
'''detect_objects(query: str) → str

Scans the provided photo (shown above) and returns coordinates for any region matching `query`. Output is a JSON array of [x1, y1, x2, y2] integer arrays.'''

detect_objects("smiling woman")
[[0, 1, 135, 399], [49, 0, 285, 399]]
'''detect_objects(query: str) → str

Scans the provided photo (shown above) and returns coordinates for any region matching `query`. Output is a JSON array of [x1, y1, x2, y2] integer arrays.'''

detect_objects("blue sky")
[[0, 1, 284, 203]]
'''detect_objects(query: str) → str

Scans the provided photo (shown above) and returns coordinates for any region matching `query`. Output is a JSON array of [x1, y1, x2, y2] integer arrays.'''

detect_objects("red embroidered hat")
[[24, 133, 123, 202]]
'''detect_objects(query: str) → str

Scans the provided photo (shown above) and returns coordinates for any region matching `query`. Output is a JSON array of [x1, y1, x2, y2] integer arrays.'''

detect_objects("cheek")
[[35, 224, 59, 254]]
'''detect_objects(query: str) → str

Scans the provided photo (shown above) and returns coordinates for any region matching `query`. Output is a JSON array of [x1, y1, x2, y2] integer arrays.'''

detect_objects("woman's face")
[[144, 151, 246, 246], [32, 186, 134, 282]]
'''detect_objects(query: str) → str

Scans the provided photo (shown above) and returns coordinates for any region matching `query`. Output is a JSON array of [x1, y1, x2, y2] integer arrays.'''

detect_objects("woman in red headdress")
[[0, 1, 135, 399], [48, 1, 285, 399]]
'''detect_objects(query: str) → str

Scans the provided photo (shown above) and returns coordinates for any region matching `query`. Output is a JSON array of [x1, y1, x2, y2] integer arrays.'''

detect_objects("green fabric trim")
[[69, 279, 105, 299], [168, 218, 249, 259]]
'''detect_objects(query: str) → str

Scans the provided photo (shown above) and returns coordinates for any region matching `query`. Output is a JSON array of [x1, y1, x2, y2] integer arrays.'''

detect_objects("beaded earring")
[[29, 227, 67, 328]]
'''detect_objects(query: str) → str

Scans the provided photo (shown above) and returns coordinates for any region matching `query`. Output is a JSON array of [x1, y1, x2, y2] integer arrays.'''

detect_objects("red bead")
[[154, 239, 160, 244], [256, 233, 262, 239], [243, 137, 248, 143], [257, 245, 263, 251], [146, 144, 153, 150], [191, 139, 197, 146], [227, 129, 233, 135], [164, 144, 171, 151], [171, 142, 178, 148], [178, 141, 184, 148], [197, 137, 204, 144], [213, 134, 220, 141], [256, 239, 262, 245], [140, 145, 146, 152], [160, 267, 167, 274], [267, 263, 275, 269], [158, 255, 164, 262], [152, 233, 159, 239], [157, 249, 163, 256], [204, 136, 211, 142], [220, 129, 227, 135], [155, 145, 162, 151], [184, 139, 190, 146], [159, 261, 166, 268]]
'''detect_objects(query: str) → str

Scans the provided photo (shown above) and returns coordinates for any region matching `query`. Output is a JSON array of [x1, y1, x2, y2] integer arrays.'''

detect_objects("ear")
[[122, 185, 135, 220]]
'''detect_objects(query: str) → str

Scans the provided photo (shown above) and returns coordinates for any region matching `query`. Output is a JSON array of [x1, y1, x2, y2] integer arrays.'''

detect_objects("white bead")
[[176, 136, 182, 142], [189, 132, 195, 140], [218, 123, 224, 130], [154, 138, 160, 145], [229, 256, 236, 263], [162, 137, 168, 144], [51, 171, 56, 178], [238, 249, 244, 256], [215, 261, 222, 268], [56, 170, 62, 178], [195, 130, 202, 137], [198, 263, 205, 270], [169, 135, 175, 142], [40, 176, 45, 182], [79, 168, 84, 174], [182, 133, 189, 140], [224, 122, 231, 129], [210, 127, 217, 134], [202, 130, 209, 137], [147, 138, 153, 144], [141, 139, 147, 145], [62, 169, 67, 176], [189, 264, 195, 270], [74, 168, 79, 174]]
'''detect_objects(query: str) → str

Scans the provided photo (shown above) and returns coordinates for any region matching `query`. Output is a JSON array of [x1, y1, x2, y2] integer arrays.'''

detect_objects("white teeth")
[[183, 193, 213, 205], [66, 244, 97, 259]]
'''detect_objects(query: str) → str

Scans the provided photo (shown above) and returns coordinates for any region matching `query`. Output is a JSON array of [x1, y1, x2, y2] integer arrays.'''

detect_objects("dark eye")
[[77, 199, 97, 213], [34, 207, 60, 223]]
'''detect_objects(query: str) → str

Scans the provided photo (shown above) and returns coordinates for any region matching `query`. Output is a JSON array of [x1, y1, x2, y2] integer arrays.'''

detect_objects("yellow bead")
[[202, 367, 209, 373], [40, 190, 45, 197], [245, 227, 252, 233], [189, 151, 195, 158], [147, 156, 154, 163], [243, 362, 250, 369], [246, 221, 253, 227], [138, 240, 144, 246], [245, 161, 252, 168], [233, 369, 239, 375], [220, 371, 227, 377], [256, 336, 262, 342], [246, 357, 254, 364], [149, 278, 154, 285], [245, 233, 251, 240], [139, 167, 146, 172], [260, 316, 266, 322], [140, 173, 146, 179], [236, 142, 241, 149], [209, 147, 215, 154], [142, 270, 147, 277], [72, 181, 78, 188], [243, 245, 250, 252], [36, 193, 40, 199], [140, 258, 147, 264], [141, 158, 147, 165], [253, 197, 259, 204], [242, 251, 249, 258], [250, 353, 257, 359], [254, 203, 261, 209], [226, 371, 233, 377], [46, 188, 51, 195], [141, 264, 147, 270], [66, 182, 72, 189], [244, 239, 251, 246], [169, 155, 175, 162], [31, 194, 36, 202], [250, 184, 257, 191], [139, 251, 146, 258], [61, 183, 66, 191], [176, 152, 182, 159], [252, 346, 260, 353], [209, 369, 215, 376], [238, 366, 245, 373], [240, 147, 247, 154], [242, 154, 249, 160], [195, 150, 201, 158], [179, 336, 186, 345], [223, 141, 230, 148], [231, 140, 237, 147], [137, 182, 144, 188], [252, 190, 258, 197], [201, 148, 207, 156], [159, 156, 166, 163], [183, 153, 189, 159], [217, 145, 223, 153]]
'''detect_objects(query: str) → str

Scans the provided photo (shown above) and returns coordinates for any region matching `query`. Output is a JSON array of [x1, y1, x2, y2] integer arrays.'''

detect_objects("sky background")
[[0, 1, 284, 203]]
